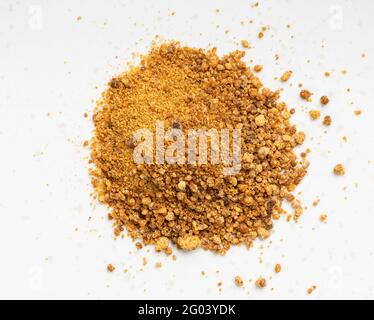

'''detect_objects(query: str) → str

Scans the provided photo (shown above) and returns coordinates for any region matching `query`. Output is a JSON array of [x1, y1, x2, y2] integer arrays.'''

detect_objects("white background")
[[0, 0, 374, 300]]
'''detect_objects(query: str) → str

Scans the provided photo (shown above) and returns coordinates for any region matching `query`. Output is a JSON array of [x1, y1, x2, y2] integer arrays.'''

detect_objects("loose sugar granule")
[[255, 277, 267, 288], [234, 276, 244, 287], [333, 164, 345, 176]]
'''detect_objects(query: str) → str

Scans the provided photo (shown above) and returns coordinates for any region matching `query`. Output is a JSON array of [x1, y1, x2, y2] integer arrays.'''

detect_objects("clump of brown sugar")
[[322, 115, 332, 126], [309, 110, 321, 120], [234, 276, 244, 287], [241, 40, 250, 48], [107, 264, 115, 272], [300, 89, 312, 101], [155, 236, 169, 251], [319, 214, 327, 222], [274, 263, 282, 273], [255, 277, 267, 288], [333, 164, 345, 176], [320, 96, 329, 105], [253, 65, 263, 72], [280, 70, 292, 82], [177, 235, 201, 251], [89, 42, 308, 255], [307, 285, 317, 294]]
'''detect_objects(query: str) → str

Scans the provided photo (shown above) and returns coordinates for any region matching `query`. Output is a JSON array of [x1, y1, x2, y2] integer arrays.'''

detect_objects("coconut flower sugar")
[[89, 42, 308, 255]]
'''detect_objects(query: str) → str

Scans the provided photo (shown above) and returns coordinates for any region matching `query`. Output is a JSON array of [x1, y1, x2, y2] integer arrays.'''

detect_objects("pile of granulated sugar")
[[89, 42, 308, 255]]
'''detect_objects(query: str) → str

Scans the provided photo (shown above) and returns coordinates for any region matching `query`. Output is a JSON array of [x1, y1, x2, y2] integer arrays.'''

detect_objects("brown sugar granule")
[[83, 140, 89, 147], [107, 264, 115, 272], [319, 214, 327, 222], [155, 236, 169, 251], [322, 115, 332, 126], [89, 42, 308, 255], [253, 65, 263, 72], [333, 164, 345, 176], [241, 40, 250, 48], [257, 227, 270, 239], [234, 276, 244, 287], [295, 132, 306, 145], [258, 31, 264, 39], [307, 285, 317, 294], [320, 96, 330, 105], [354, 109, 362, 116], [177, 235, 201, 251], [309, 110, 321, 120], [300, 90, 312, 101], [280, 70, 293, 82], [177, 180, 186, 191], [155, 262, 162, 268], [255, 114, 266, 126], [274, 263, 282, 273], [255, 277, 267, 288]]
